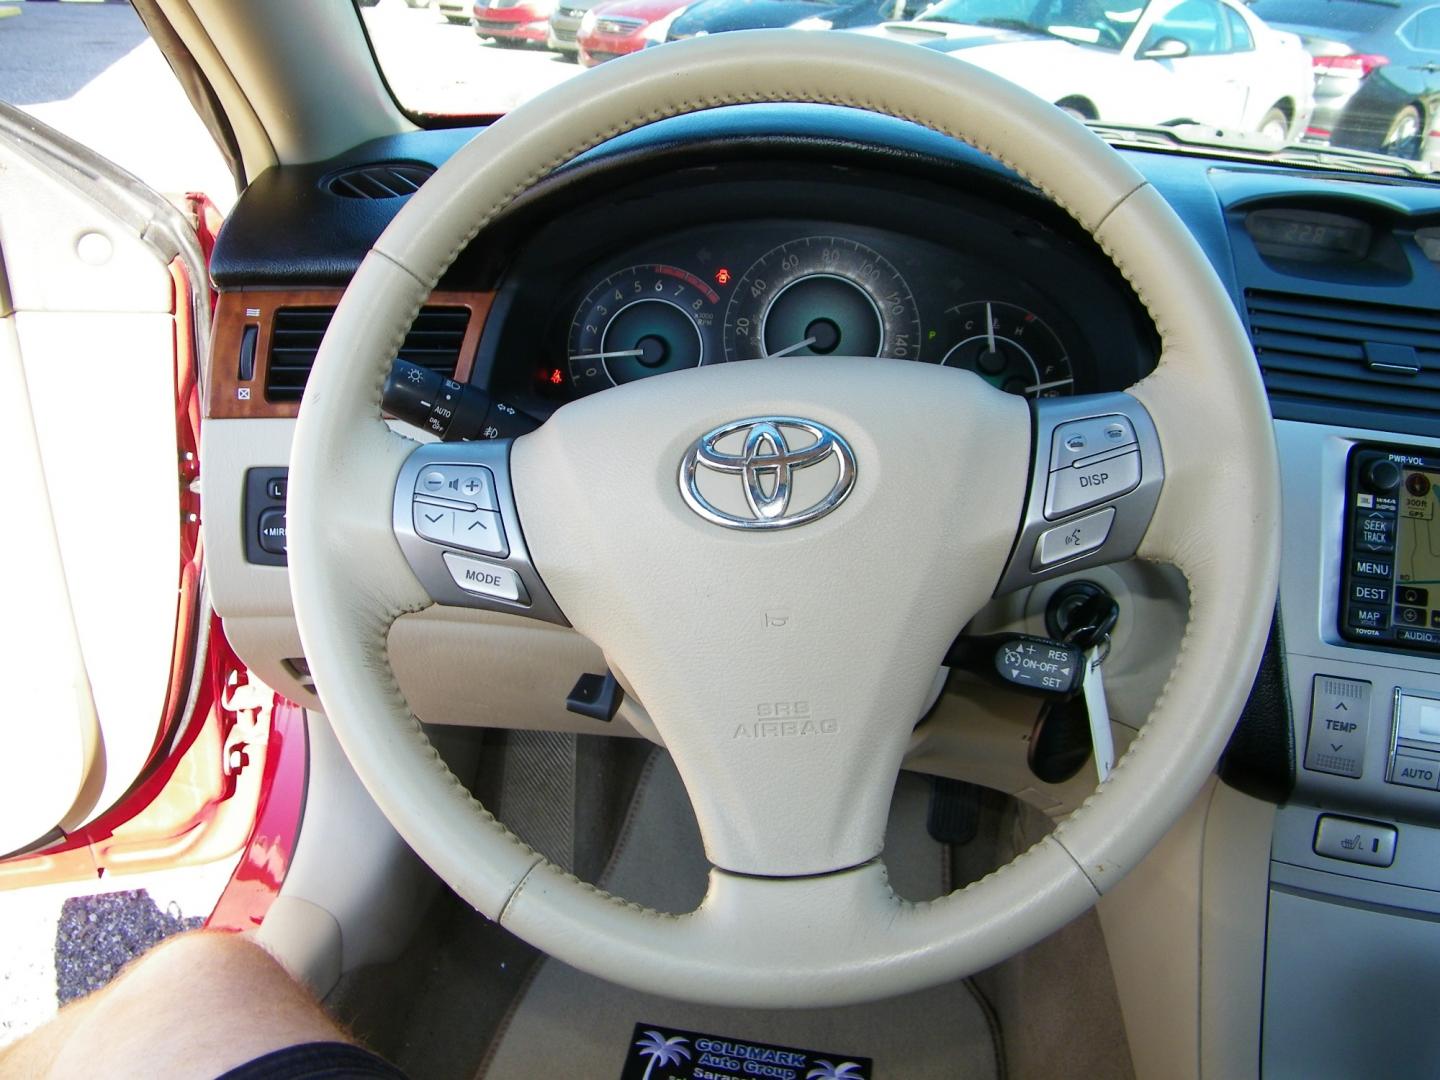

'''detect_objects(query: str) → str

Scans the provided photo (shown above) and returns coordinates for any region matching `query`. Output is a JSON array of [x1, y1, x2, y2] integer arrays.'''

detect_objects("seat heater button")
[[1032, 507, 1115, 569], [442, 553, 524, 602], [412, 464, 498, 510], [451, 507, 508, 558], [1044, 449, 1140, 520], [1313, 814, 1396, 867], [1048, 414, 1137, 471], [257, 507, 287, 554], [1389, 754, 1440, 790]]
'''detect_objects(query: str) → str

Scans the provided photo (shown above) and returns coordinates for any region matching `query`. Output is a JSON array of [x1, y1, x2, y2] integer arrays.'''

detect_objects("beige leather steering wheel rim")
[[288, 29, 1280, 1007]]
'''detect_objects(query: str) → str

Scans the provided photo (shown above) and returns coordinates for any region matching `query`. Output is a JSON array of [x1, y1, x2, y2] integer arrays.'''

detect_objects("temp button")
[[1303, 675, 1370, 778]]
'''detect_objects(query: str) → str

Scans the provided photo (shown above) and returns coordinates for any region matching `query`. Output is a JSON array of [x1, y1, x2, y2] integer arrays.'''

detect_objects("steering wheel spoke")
[[994, 392, 1165, 595], [392, 439, 568, 624]]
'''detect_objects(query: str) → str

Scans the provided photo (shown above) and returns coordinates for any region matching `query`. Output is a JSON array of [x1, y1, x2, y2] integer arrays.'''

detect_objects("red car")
[[473, 0, 558, 46], [577, 0, 689, 64]]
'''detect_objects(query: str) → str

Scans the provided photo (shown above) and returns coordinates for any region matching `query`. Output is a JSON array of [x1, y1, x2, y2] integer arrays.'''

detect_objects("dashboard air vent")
[[265, 306, 469, 403], [1246, 290, 1440, 424], [323, 162, 434, 199]]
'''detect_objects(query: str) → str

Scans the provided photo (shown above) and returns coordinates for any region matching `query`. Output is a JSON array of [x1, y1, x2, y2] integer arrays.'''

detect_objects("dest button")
[[442, 553, 525, 603]]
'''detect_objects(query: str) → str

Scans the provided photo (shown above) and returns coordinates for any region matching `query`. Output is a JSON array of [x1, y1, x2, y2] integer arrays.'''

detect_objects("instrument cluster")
[[550, 221, 1085, 401]]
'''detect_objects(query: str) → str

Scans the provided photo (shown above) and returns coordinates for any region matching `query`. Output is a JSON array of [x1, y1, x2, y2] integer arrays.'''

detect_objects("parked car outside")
[[438, 0, 471, 21], [665, 0, 917, 41], [1247, 0, 1440, 161], [855, 0, 1314, 139], [549, 0, 595, 56], [577, 0, 692, 62], [473, 0, 560, 44]]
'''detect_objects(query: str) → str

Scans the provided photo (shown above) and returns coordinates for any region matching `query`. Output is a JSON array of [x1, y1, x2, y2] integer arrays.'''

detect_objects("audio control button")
[[412, 464, 498, 510]]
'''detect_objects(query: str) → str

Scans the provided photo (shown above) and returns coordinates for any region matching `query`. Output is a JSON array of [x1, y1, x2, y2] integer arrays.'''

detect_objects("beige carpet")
[[480, 752, 1001, 1079]]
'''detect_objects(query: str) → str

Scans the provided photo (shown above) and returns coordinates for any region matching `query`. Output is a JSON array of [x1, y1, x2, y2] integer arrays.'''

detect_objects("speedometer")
[[722, 237, 920, 363]]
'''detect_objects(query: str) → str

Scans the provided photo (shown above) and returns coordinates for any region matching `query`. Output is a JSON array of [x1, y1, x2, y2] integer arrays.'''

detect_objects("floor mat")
[[479, 753, 1001, 1079]]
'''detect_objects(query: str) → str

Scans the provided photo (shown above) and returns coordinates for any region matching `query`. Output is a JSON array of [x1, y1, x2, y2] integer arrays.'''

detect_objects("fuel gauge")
[[939, 301, 1072, 397]]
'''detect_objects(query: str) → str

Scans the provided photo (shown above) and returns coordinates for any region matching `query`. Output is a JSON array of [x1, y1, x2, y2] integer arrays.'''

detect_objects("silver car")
[[549, 0, 597, 54]]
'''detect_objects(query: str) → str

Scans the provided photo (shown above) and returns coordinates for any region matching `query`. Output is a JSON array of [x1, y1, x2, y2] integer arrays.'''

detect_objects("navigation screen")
[[1395, 468, 1440, 632]]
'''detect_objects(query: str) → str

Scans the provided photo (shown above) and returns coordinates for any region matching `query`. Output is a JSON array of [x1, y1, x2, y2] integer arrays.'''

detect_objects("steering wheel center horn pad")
[[516, 356, 1027, 876], [287, 29, 1280, 1007]]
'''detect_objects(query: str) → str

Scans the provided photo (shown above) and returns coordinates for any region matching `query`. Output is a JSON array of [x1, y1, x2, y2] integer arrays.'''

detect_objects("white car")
[[856, 0, 1314, 140]]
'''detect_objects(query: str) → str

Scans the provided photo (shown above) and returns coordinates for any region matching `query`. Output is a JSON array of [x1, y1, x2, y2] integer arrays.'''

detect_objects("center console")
[[1263, 422, 1440, 1078]]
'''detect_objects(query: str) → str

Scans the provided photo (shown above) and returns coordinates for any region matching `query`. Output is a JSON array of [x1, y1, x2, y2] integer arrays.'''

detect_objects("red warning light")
[[547, 368, 564, 386], [715, 268, 731, 286]]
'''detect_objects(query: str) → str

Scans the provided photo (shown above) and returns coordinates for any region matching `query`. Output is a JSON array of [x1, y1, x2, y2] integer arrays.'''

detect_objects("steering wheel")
[[287, 29, 1279, 1008]]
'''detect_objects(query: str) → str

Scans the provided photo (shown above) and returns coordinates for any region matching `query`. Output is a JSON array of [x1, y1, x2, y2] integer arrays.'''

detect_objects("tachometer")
[[722, 237, 920, 363], [939, 301, 1073, 397], [567, 264, 719, 395]]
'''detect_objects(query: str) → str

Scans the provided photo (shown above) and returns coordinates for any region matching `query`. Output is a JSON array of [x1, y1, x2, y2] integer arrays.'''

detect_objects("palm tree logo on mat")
[[806, 1061, 866, 1080], [635, 1031, 692, 1080]]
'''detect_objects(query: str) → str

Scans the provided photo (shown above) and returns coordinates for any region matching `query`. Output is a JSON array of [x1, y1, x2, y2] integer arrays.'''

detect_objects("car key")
[[1027, 594, 1120, 784], [1063, 593, 1120, 784]]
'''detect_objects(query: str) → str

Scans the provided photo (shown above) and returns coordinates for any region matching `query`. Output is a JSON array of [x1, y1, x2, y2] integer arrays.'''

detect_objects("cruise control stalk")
[[382, 358, 540, 442]]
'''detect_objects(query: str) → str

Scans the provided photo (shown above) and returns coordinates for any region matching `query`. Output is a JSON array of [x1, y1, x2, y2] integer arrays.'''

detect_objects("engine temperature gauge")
[[939, 301, 1073, 397]]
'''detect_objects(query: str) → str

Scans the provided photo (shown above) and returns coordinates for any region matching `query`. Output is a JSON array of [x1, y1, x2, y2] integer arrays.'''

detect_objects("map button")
[[1303, 675, 1370, 779], [1348, 605, 1389, 631]]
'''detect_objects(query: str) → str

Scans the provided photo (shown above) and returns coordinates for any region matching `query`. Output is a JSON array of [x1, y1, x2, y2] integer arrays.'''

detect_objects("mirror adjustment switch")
[[1303, 675, 1370, 778], [257, 507, 287, 555]]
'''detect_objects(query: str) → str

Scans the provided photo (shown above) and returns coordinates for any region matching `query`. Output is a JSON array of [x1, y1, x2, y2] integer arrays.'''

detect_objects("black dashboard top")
[[211, 103, 1440, 438]]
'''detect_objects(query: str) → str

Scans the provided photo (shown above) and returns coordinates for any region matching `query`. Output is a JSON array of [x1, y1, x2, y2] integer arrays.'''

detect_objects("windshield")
[[363, 0, 1437, 177]]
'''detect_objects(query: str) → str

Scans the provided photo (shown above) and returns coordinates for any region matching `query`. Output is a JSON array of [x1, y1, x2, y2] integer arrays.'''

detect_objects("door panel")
[[0, 104, 206, 854]]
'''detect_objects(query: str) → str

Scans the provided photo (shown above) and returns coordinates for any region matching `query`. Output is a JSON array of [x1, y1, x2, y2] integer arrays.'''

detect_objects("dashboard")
[[201, 102, 1440, 1079]]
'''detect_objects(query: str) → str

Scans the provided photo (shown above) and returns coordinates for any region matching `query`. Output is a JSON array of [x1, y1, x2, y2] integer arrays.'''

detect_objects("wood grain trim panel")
[[207, 289, 493, 420]]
